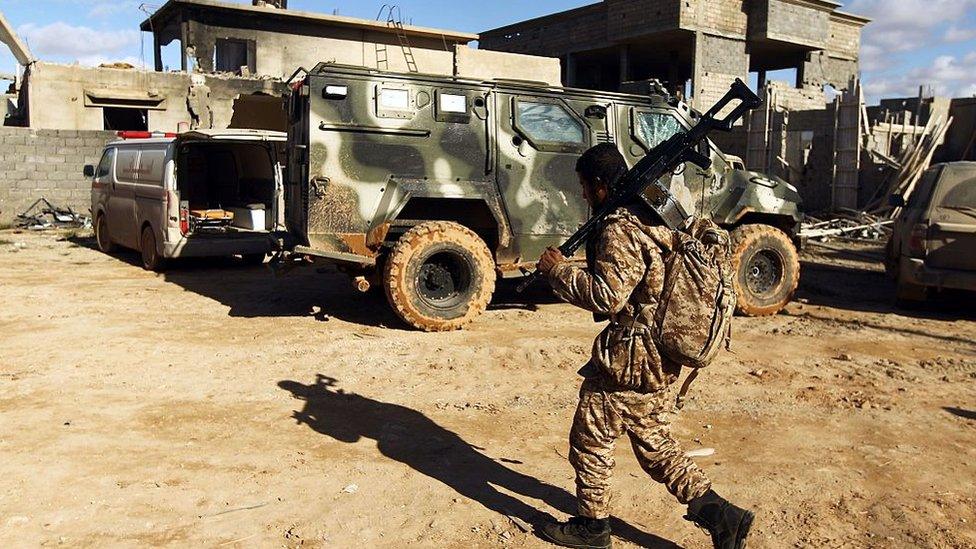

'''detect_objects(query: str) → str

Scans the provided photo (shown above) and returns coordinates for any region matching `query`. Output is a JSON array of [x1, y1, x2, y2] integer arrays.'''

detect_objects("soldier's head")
[[576, 143, 627, 208]]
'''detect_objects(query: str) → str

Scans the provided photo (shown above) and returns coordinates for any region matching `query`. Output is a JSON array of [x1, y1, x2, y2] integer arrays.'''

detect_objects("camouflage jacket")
[[548, 205, 681, 393]]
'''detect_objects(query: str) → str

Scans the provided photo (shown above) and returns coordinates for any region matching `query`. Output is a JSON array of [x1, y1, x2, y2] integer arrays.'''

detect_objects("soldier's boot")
[[685, 490, 754, 549], [539, 516, 612, 549]]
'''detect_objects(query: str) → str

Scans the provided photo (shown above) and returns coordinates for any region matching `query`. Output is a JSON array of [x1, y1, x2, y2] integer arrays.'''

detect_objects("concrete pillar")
[[758, 70, 767, 90], [565, 53, 577, 87], [153, 34, 163, 72], [618, 44, 631, 87]]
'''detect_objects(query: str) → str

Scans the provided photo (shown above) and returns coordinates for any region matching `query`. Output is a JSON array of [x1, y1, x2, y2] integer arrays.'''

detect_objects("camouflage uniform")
[[548, 205, 712, 519]]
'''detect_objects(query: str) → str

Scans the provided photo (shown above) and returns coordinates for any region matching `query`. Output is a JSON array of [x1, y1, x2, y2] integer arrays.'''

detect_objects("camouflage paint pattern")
[[570, 378, 712, 518], [549, 205, 712, 517], [548, 206, 681, 393], [286, 63, 800, 272]]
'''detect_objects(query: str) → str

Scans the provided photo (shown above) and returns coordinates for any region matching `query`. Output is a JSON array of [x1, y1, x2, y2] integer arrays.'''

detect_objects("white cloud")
[[847, 0, 976, 52], [17, 22, 141, 61], [863, 51, 976, 98], [946, 25, 976, 43], [88, 2, 143, 19]]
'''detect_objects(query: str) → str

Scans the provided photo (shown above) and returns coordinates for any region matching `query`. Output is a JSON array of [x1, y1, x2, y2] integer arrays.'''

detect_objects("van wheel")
[[384, 221, 495, 332], [140, 226, 166, 272], [95, 214, 116, 253], [731, 224, 800, 316]]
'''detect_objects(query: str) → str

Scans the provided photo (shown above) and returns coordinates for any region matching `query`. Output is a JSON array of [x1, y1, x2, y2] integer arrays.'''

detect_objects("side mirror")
[[888, 194, 906, 208], [83, 165, 96, 178]]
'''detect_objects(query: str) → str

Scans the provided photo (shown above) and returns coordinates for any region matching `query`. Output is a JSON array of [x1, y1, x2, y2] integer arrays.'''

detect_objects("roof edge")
[[140, 0, 477, 41]]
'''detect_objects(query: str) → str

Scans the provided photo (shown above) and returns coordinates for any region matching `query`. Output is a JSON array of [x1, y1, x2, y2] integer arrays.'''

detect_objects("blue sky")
[[2, 0, 975, 103]]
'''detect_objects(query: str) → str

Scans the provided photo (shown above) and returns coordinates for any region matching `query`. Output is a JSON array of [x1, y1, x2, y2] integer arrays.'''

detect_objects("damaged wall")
[[23, 62, 286, 132], [0, 127, 115, 224]]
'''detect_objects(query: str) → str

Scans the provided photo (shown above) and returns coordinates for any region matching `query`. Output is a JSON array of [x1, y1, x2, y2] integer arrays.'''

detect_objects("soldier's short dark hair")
[[576, 143, 627, 195]]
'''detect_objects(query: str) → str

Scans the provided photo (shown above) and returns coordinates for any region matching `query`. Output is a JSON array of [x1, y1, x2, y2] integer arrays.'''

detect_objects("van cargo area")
[[176, 140, 280, 235]]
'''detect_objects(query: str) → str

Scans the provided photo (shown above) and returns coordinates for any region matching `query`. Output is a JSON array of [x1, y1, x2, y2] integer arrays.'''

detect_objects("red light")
[[117, 131, 178, 139], [179, 201, 190, 236]]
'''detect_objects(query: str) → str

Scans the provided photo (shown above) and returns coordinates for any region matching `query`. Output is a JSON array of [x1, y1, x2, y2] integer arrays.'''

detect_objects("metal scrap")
[[15, 198, 91, 230], [800, 211, 893, 242]]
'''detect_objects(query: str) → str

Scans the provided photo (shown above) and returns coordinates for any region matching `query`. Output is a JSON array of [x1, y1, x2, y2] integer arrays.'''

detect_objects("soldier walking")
[[535, 143, 754, 549]]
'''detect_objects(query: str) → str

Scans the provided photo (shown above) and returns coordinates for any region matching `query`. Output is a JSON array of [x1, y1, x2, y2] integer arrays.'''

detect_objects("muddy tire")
[[731, 224, 800, 317], [383, 221, 495, 332], [140, 226, 166, 272], [95, 213, 116, 254]]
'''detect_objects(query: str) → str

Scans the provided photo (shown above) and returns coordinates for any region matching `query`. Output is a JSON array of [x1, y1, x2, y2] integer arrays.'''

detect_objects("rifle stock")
[[517, 79, 761, 293]]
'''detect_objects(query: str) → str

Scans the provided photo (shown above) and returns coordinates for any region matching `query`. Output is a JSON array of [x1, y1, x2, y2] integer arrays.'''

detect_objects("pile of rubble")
[[800, 211, 893, 243], [14, 198, 91, 230]]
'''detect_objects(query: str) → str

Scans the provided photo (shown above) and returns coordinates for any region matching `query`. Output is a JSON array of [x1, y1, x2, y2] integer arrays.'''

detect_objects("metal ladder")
[[376, 5, 418, 73]]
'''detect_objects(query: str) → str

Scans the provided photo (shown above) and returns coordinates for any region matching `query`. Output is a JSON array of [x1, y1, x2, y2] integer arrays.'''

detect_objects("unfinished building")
[[480, 0, 868, 111]]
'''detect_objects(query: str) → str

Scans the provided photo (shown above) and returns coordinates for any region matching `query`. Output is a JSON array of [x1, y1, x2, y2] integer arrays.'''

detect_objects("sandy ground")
[[0, 230, 974, 549]]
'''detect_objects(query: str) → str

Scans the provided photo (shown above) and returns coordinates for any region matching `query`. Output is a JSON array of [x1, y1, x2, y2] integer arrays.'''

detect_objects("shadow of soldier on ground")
[[278, 375, 681, 549]]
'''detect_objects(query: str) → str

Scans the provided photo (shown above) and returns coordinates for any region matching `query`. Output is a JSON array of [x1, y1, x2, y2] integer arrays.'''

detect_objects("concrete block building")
[[480, 0, 869, 111]]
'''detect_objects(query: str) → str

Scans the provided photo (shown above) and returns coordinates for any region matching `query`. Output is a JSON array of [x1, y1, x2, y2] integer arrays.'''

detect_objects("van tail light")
[[907, 223, 929, 257], [179, 200, 190, 236]]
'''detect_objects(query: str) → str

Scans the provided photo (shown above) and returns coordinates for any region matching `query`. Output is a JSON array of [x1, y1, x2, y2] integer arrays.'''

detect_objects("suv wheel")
[[95, 214, 116, 253], [140, 226, 166, 272], [383, 221, 495, 331], [731, 224, 800, 316]]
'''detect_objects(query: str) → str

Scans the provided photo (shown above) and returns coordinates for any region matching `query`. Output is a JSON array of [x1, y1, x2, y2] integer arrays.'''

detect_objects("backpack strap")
[[675, 368, 700, 410]]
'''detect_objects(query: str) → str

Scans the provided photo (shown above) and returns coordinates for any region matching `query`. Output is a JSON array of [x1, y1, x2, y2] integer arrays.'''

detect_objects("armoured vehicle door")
[[495, 93, 592, 260]]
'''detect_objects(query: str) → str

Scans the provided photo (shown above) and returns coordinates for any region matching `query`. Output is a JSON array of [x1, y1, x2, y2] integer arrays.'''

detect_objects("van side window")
[[515, 101, 586, 149], [139, 149, 166, 186], [435, 90, 471, 124], [116, 149, 140, 184], [635, 112, 682, 150], [96, 148, 115, 178]]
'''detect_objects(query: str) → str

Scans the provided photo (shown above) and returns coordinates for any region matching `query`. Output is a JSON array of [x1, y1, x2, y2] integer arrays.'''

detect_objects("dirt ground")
[[0, 230, 974, 549]]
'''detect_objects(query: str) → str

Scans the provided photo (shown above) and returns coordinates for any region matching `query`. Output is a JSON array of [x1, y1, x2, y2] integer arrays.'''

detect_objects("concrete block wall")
[[694, 34, 749, 112], [479, 4, 608, 56], [683, 0, 748, 37], [606, 0, 680, 39], [828, 17, 861, 59], [757, 0, 830, 49], [0, 128, 116, 225]]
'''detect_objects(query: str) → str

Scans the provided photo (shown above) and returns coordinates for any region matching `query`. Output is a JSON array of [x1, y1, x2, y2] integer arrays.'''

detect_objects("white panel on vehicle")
[[440, 94, 467, 113], [380, 88, 410, 110]]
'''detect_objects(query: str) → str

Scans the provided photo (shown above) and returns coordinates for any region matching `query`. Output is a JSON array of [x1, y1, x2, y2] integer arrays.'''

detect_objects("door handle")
[[310, 177, 329, 199]]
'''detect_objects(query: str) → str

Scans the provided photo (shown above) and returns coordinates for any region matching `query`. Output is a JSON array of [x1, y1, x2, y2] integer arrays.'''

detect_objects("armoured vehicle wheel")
[[384, 221, 495, 332], [731, 225, 799, 316], [95, 214, 116, 254], [140, 226, 166, 272]]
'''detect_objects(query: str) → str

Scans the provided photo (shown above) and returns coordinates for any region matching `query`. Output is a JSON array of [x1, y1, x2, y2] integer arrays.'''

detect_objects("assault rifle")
[[517, 78, 762, 293]]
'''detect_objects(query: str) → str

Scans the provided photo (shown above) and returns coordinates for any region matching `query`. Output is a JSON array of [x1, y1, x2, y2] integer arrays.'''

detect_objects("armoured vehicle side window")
[[96, 148, 115, 178], [634, 111, 682, 150], [514, 100, 586, 152], [377, 86, 413, 119], [435, 90, 471, 124]]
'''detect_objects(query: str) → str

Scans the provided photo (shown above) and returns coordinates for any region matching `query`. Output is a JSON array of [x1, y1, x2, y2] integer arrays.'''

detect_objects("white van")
[[86, 130, 286, 270]]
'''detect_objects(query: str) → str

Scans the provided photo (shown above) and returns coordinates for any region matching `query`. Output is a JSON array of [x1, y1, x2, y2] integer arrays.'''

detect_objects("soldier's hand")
[[537, 247, 567, 274]]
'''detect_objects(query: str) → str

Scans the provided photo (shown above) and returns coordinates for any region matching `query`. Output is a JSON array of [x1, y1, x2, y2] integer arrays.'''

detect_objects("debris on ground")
[[800, 211, 893, 242], [15, 198, 91, 230]]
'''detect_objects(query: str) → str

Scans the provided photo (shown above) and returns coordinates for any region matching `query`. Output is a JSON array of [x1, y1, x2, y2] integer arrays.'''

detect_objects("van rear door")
[[925, 164, 976, 271], [109, 147, 141, 248]]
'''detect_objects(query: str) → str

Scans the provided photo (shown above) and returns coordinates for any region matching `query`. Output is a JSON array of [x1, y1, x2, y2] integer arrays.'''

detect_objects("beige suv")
[[886, 162, 976, 304]]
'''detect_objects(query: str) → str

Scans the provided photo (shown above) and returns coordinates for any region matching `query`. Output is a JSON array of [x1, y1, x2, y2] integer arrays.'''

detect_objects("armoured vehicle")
[[282, 63, 802, 331]]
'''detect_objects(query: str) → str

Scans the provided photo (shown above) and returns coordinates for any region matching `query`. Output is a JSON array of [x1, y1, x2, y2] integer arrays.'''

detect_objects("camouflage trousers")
[[569, 378, 712, 519]]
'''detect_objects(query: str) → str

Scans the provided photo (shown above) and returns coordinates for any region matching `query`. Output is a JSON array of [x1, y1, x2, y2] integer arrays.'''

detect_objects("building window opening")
[[103, 108, 148, 131], [215, 38, 254, 75]]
